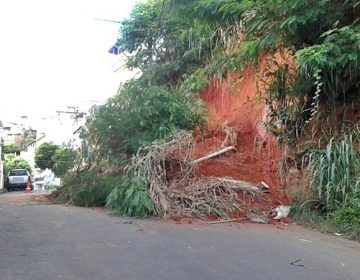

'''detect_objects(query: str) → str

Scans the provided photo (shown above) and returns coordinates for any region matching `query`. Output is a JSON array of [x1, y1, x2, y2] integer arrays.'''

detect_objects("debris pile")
[[127, 130, 270, 219]]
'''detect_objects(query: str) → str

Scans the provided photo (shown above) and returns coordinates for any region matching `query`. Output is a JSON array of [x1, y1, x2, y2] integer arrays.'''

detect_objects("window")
[[9, 170, 28, 176]]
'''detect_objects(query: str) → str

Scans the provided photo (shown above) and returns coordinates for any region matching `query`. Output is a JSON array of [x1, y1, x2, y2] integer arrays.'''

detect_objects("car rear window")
[[9, 170, 28, 176]]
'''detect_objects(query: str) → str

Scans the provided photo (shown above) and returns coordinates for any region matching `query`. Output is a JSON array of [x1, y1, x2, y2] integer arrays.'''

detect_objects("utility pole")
[[56, 106, 85, 122]]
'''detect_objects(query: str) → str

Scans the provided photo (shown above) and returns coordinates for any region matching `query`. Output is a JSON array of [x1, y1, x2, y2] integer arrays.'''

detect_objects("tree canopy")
[[34, 142, 59, 170], [52, 146, 76, 177]]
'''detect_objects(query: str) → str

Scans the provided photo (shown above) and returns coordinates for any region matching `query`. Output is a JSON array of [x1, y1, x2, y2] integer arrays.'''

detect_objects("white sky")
[[0, 0, 136, 123], [0, 0, 136, 143]]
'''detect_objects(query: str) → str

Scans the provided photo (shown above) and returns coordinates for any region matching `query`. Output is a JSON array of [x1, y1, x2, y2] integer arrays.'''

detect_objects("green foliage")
[[53, 171, 120, 207], [296, 24, 360, 105], [3, 155, 31, 176], [2, 144, 18, 154], [52, 146, 77, 177], [218, 0, 251, 18], [83, 77, 203, 159], [338, 186, 360, 225], [117, 0, 251, 78], [35, 142, 59, 170], [118, 0, 211, 76], [246, 0, 342, 50], [242, 0, 360, 142], [106, 175, 154, 217], [333, 201, 360, 226]]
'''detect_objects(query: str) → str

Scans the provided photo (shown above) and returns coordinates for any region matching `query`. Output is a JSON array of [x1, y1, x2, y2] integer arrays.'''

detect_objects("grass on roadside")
[[290, 130, 360, 242], [290, 198, 360, 241]]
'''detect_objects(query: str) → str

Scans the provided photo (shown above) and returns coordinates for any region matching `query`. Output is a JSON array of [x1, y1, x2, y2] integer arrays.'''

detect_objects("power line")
[[94, 18, 121, 24]]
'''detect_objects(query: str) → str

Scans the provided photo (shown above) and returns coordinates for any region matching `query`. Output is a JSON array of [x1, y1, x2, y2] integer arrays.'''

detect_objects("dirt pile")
[[196, 66, 288, 208]]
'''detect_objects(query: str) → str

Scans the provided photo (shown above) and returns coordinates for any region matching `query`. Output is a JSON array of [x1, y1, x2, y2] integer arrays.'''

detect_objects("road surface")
[[0, 192, 359, 280]]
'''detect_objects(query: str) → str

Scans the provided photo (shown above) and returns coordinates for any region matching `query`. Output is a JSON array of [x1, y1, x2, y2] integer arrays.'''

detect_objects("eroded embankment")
[[196, 66, 288, 208]]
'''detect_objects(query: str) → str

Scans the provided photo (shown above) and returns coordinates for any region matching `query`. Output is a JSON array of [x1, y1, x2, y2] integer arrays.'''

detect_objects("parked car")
[[5, 169, 33, 191]]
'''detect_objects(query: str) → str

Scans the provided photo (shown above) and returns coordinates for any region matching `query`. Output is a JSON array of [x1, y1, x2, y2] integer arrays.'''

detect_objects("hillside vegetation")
[[53, 0, 360, 238]]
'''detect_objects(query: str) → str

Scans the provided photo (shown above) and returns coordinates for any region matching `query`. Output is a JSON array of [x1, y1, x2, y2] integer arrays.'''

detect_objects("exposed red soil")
[[196, 65, 288, 209]]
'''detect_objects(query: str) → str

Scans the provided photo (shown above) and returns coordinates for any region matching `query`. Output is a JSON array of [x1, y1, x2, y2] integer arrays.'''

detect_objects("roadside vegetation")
[[51, 0, 359, 238], [35, 142, 77, 177], [3, 155, 31, 177], [290, 128, 360, 241], [2, 144, 18, 154]]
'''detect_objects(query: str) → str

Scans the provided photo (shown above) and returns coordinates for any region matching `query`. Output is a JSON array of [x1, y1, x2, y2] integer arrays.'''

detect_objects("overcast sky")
[[0, 0, 136, 125]]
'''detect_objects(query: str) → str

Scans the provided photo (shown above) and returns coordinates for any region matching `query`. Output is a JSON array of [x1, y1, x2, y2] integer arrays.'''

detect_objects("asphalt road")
[[0, 192, 359, 280]]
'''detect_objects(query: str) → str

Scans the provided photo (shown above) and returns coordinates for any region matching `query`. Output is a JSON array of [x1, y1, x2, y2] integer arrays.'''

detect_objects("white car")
[[5, 169, 33, 191]]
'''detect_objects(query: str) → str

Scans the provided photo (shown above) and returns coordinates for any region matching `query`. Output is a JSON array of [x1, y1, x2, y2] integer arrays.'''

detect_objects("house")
[[0, 123, 37, 153], [0, 122, 42, 187]]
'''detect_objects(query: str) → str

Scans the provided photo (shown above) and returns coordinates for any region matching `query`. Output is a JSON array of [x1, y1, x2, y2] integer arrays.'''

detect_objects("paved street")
[[0, 192, 359, 280]]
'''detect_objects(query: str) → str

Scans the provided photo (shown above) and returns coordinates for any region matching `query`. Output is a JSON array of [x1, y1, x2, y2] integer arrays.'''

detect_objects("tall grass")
[[308, 135, 360, 210], [291, 132, 360, 240]]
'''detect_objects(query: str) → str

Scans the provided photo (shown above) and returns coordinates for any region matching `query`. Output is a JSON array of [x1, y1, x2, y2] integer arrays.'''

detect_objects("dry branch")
[[215, 178, 259, 192], [192, 146, 236, 164], [208, 219, 238, 224]]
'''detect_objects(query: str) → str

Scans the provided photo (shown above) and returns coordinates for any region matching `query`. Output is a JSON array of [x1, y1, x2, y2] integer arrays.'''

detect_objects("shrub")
[[106, 175, 154, 217], [53, 172, 120, 207], [53, 172, 154, 216], [332, 188, 360, 225]]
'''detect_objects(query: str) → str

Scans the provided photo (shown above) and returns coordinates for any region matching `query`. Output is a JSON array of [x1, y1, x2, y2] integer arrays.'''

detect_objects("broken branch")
[[208, 218, 243, 224], [215, 178, 259, 192], [192, 146, 236, 164]]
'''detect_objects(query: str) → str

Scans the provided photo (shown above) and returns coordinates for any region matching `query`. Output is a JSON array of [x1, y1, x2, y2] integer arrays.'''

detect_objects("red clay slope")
[[196, 66, 288, 206]]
